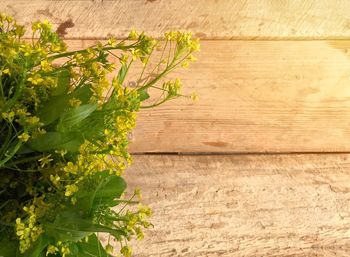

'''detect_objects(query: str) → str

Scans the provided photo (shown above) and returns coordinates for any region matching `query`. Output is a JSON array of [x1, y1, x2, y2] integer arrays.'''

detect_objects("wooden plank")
[[3, 0, 350, 39], [64, 39, 350, 153], [117, 154, 350, 257]]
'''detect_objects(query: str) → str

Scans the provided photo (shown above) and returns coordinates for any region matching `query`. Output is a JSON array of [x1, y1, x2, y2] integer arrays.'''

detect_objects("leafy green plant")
[[0, 14, 199, 257]]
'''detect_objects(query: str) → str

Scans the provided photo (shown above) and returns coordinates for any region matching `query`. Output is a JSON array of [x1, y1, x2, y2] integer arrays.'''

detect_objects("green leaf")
[[24, 235, 49, 257], [58, 103, 97, 132], [0, 237, 17, 257], [17, 144, 35, 154], [44, 223, 90, 242], [36, 84, 92, 126], [27, 131, 84, 152], [76, 171, 126, 213], [92, 175, 126, 207], [52, 69, 70, 96], [138, 89, 150, 101], [72, 84, 93, 104], [44, 209, 126, 242], [68, 243, 79, 256], [75, 110, 107, 141], [76, 234, 112, 257], [36, 94, 70, 125], [117, 64, 128, 85]]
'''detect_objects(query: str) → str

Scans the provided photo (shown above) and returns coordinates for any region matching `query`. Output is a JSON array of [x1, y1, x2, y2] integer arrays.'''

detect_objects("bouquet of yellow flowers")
[[0, 14, 199, 257]]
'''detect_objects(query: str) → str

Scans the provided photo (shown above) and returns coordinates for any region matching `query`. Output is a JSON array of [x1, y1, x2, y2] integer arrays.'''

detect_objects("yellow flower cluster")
[[120, 245, 132, 257], [164, 78, 182, 97], [64, 184, 78, 197], [45, 242, 71, 257], [69, 97, 82, 107], [57, 241, 71, 257], [46, 245, 59, 255], [1, 14, 199, 256], [165, 31, 200, 52], [15, 205, 44, 253], [1, 111, 15, 122]]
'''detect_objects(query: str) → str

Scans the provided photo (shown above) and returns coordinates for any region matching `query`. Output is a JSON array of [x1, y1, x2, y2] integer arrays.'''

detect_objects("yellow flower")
[[26, 116, 40, 125], [27, 75, 44, 85], [190, 38, 200, 51], [5, 15, 13, 23], [15, 108, 30, 116], [135, 227, 144, 240], [71, 197, 77, 205], [51, 44, 63, 52], [46, 245, 59, 256], [40, 60, 52, 72], [134, 187, 142, 200], [181, 61, 189, 68], [69, 97, 82, 107], [105, 244, 114, 254], [2, 111, 14, 121], [131, 49, 141, 61], [120, 246, 132, 257], [2, 68, 10, 75], [187, 54, 197, 62], [128, 30, 139, 40], [63, 162, 78, 175], [61, 246, 70, 257], [49, 174, 61, 187], [41, 19, 52, 30], [31, 21, 41, 31], [55, 149, 67, 157], [165, 31, 177, 41], [104, 129, 111, 136], [108, 37, 117, 47], [37, 127, 46, 135], [39, 154, 53, 168], [190, 92, 199, 101], [138, 205, 152, 216], [18, 132, 30, 142], [119, 54, 129, 65], [15, 208, 44, 253], [65, 184, 78, 197]]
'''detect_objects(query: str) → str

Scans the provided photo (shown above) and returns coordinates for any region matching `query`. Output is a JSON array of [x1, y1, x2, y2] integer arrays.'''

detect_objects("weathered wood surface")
[[6, 1, 350, 256], [66, 40, 350, 153], [3, 0, 350, 39], [122, 154, 350, 257]]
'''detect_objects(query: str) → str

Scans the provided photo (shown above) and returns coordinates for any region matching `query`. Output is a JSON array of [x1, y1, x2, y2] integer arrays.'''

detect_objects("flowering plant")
[[0, 14, 199, 257]]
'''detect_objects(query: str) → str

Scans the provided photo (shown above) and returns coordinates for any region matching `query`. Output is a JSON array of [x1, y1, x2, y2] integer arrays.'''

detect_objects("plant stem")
[[47, 43, 140, 61], [140, 96, 173, 109], [0, 140, 23, 168], [9, 155, 41, 166], [1, 72, 26, 114]]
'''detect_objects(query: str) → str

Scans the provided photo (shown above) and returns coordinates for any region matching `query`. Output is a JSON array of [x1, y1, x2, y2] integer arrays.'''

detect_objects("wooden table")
[[5, 1, 350, 256]]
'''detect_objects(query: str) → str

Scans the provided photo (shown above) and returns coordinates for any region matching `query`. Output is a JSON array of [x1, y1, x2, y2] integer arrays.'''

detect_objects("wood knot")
[[56, 19, 74, 37]]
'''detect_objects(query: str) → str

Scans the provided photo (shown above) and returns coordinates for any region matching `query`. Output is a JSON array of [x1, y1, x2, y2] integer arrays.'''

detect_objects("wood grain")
[[66, 39, 350, 153], [117, 154, 350, 257], [3, 0, 350, 39], [5, 1, 350, 256]]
